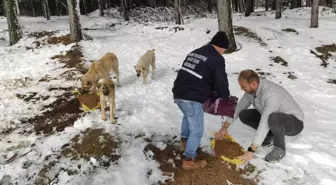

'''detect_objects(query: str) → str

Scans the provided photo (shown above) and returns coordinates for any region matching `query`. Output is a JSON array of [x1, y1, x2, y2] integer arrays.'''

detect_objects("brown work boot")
[[179, 138, 187, 152], [182, 158, 207, 170]]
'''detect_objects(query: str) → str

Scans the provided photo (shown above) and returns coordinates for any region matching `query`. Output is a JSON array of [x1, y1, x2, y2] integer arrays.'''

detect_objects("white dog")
[[134, 49, 156, 84]]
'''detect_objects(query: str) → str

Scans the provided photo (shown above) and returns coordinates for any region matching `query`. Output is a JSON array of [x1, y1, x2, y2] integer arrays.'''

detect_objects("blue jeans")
[[174, 99, 204, 158]]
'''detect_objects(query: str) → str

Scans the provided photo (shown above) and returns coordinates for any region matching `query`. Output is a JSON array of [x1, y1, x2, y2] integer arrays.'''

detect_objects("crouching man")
[[216, 69, 304, 163]]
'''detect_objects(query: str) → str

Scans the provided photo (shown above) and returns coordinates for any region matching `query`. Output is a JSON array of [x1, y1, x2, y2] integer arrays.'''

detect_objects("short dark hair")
[[238, 69, 260, 83]]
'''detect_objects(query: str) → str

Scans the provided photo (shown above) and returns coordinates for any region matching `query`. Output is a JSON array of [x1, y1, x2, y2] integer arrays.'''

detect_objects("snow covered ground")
[[0, 7, 336, 185]]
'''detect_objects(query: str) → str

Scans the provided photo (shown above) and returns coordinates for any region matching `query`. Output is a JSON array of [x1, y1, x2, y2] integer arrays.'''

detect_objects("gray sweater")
[[232, 79, 304, 146]]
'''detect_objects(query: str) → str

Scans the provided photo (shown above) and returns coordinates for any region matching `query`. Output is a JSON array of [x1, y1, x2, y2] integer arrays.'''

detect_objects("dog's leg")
[[143, 70, 147, 84], [151, 61, 156, 79], [109, 90, 116, 124], [152, 53, 156, 79], [90, 83, 98, 94], [100, 91, 107, 121]]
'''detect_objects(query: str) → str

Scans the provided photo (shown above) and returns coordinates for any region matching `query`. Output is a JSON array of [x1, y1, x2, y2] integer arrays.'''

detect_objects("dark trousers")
[[239, 109, 304, 150]]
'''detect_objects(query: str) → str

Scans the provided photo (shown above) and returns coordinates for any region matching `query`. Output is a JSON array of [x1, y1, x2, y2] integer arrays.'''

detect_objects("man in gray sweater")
[[215, 69, 304, 162]]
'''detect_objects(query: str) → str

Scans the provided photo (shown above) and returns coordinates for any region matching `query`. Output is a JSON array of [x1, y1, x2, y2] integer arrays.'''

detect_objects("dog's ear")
[[134, 65, 136, 69]]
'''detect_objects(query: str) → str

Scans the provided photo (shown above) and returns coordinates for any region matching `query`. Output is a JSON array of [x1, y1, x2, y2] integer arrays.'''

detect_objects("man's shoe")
[[265, 146, 286, 162], [179, 138, 187, 152], [182, 158, 207, 170], [262, 136, 274, 147]]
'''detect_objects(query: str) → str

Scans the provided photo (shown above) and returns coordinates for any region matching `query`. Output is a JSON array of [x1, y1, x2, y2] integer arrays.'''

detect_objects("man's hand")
[[237, 152, 253, 165], [214, 121, 231, 140], [214, 129, 228, 140]]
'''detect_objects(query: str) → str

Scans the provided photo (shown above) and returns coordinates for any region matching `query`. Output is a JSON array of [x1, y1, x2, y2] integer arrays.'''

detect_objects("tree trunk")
[[217, 0, 237, 50], [245, 0, 251, 16], [275, 0, 281, 19], [43, 0, 50, 20], [319, 0, 327, 6], [265, 0, 268, 11], [174, 0, 182, 25], [149, 0, 156, 7], [98, 0, 104, 16], [82, 0, 87, 15], [306, 0, 311, 6], [67, 0, 83, 42], [30, 0, 36, 16], [310, 0, 318, 28], [297, 0, 301, 7], [238, 0, 245, 12], [291, 0, 297, 9], [234, 0, 239, 12], [15, 0, 19, 15], [333, 0, 336, 12], [4, 0, 22, 45], [120, 0, 129, 21], [232, 0, 236, 12], [272, 0, 276, 10], [208, 0, 212, 13], [126, 0, 131, 11], [55, 0, 60, 16], [251, 0, 254, 12]]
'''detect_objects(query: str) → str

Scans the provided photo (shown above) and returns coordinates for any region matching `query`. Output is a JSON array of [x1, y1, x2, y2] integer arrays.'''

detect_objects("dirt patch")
[[224, 47, 242, 54], [282, 28, 299, 35], [327, 79, 336, 84], [28, 31, 59, 39], [144, 143, 178, 174], [257, 71, 272, 78], [4, 77, 32, 90], [213, 139, 244, 159], [271, 56, 288, 67], [51, 44, 86, 74], [144, 143, 257, 185], [59, 70, 83, 81], [38, 75, 58, 82], [47, 34, 72, 45], [61, 128, 120, 163], [22, 88, 83, 135], [287, 72, 297, 80], [155, 26, 169, 30], [316, 44, 336, 61], [35, 159, 61, 185], [154, 26, 184, 32], [234, 26, 267, 47], [29, 31, 74, 48], [16, 92, 50, 103]]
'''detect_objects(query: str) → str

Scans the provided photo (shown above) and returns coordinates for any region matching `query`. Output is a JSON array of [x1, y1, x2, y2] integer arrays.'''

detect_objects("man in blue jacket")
[[172, 31, 231, 170]]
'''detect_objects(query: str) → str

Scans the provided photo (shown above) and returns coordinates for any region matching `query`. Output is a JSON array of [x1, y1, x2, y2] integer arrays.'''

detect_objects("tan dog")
[[81, 52, 121, 93], [97, 79, 116, 124], [134, 49, 156, 84]]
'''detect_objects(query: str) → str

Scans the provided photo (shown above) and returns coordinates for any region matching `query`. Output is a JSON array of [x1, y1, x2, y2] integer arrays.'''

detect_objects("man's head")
[[238, 70, 260, 94], [209, 31, 229, 54]]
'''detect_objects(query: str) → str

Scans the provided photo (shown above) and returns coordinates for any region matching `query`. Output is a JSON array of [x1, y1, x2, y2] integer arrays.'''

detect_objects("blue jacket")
[[172, 44, 230, 103]]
